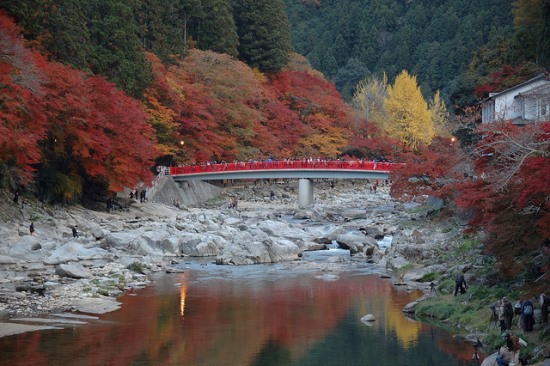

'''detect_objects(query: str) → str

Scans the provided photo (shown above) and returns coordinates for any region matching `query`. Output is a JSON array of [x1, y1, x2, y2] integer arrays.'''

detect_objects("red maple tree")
[[0, 13, 48, 184]]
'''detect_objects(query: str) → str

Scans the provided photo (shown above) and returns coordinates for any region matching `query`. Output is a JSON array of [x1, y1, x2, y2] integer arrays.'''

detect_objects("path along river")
[[0, 246, 480, 366]]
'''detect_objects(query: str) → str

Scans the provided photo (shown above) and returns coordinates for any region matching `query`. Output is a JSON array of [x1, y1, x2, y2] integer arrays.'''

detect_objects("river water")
[[0, 247, 480, 366]]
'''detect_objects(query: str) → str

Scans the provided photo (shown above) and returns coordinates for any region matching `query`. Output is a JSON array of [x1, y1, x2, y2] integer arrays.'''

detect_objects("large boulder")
[[216, 236, 301, 265], [90, 226, 107, 240], [304, 224, 343, 244], [102, 232, 139, 249], [256, 220, 310, 242], [360, 226, 385, 239], [386, 255, 410, 271], [179, 232, 226, 257], [6, 236, 44, 260], [256, 220, 291, 236], [44, 242, 109, 265], [335, 232, 379, 256], [140, 229, 180, 254], [402, 295, 427, 314], [55, 263, 93, 279]]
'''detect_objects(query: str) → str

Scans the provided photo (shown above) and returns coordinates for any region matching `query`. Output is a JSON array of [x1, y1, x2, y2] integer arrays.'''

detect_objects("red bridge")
[[169, 160, 397, 181], [166, 161, 396, 207]]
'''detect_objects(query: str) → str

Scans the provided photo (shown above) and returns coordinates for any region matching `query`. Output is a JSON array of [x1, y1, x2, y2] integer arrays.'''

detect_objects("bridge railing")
[[169, 160, 398, 176]]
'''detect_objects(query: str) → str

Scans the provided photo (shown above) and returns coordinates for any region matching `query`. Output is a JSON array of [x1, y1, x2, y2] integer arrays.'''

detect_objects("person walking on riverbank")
[[29, 222, 34, 236]]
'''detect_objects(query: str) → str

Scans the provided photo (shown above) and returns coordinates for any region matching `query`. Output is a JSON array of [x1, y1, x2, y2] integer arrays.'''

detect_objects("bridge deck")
[[168, 161, 395, 181]]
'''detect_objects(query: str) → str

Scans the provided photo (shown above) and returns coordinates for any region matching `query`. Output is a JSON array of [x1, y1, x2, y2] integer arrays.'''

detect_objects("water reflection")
[[0, 265, 476, 366], [179, 273, 188, 318]]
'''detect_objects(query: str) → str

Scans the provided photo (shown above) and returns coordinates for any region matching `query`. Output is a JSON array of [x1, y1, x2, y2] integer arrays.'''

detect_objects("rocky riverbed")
[[0, 180, 462, 337]]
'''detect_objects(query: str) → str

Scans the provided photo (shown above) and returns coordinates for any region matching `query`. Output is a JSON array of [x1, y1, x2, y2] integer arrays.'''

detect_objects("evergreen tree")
[[1, 0, 152, 97], [197, 0, 238, 57], [540, 0, 550, 67], [134, 0, 187, 61], [0, 0, 90, 69], [334, 58, 369, 101], [233, 0, 292, 73], [512, 0, 545, 64], [178, 0, 203, 49], [87, 0, 152, 97]]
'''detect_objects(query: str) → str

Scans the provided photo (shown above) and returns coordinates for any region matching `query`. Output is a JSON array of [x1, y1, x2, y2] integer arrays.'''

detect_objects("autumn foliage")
[[0, 13, 47, 184], [1, 13, 157, 199], [144, 50, 353, 163], [2, 12, 356, 200], [390, 118, 550, 284]]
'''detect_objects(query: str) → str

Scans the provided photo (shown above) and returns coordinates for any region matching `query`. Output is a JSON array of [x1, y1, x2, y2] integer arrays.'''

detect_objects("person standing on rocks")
[[503, 297, 514, 330], [29, 222, 34, 235], [72, 226, 79, 238], [521, 298, 535, 332], [497, 300, 507, 332]]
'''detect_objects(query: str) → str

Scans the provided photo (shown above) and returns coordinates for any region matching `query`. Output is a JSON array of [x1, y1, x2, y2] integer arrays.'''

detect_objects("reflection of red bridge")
[[167, 160, 397, 207], [169, 160, 397, 180]]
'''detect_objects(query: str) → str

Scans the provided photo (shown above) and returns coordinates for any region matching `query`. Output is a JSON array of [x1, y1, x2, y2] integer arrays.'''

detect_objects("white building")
[[481, 73, 550, 124]]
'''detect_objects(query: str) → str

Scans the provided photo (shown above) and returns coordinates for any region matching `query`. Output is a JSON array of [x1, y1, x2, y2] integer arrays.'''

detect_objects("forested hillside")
[[285, 0, 549, 106], [0, 1, 353, 202]]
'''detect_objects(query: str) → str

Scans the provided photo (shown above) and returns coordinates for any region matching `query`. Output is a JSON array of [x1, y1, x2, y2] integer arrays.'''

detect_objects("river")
[[0, 247, 480, 366]]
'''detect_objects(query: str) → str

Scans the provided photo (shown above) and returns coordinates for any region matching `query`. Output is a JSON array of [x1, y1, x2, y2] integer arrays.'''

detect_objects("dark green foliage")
[[334, 58, 369, 101], [234, 0, 292, 73], [126, 262, 147, 274], [1, 0, 152, 98], [196, 0, 238, 57], [87, 0, 152, 98], [133, 0, 188, 61], [284, 0, 515, 103], [0, 0, 90, 68], [0, 0, 48, 37], [540, 0, 550, 67]]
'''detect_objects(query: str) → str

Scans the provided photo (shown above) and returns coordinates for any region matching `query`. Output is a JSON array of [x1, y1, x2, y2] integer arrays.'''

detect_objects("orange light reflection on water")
[[179, 273, 189, 318]]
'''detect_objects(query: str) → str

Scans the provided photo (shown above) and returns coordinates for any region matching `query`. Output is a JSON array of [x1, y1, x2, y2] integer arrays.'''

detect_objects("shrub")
[[127, 262, 146, 274]]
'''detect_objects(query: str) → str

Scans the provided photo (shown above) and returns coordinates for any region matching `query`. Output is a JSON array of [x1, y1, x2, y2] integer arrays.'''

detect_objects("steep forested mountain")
[[284, 0, 515, 102]]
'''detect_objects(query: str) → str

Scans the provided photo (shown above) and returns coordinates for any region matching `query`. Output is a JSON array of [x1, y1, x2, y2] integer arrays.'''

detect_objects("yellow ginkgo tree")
[[429, 90, 450, 136], [384, 70, 434, 149]]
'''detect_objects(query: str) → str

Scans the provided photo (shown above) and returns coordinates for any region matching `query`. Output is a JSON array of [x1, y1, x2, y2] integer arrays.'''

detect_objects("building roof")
[[483, 73, 549, 102], [516, 81, 550, 99]]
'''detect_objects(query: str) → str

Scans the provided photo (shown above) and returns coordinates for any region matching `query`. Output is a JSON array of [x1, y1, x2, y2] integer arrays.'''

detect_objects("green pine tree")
[[197, 0, 238, 57], [88, 0, 152, 98], [233, 0, 292, 73], [134, 0, 187, 61]]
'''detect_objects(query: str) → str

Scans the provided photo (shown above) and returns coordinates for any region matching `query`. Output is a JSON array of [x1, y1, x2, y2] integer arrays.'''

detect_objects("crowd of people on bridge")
[[165, 157, 397, 176]]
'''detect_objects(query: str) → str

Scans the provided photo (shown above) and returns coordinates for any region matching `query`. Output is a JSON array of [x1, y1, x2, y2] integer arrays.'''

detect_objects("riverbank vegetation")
[[395, 210, 550, 363]]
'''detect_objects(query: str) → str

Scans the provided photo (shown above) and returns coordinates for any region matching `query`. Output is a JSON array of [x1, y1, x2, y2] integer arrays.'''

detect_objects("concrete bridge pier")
[[298, 178, 314, 208]]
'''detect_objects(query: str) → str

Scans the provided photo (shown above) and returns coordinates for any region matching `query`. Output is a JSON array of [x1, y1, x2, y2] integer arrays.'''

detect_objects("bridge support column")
[[298, 179, 314, 208]]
